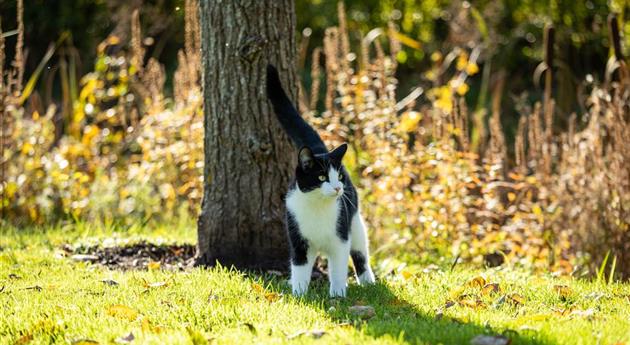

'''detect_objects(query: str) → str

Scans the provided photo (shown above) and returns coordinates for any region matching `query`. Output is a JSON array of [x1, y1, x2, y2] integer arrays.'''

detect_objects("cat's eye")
[[339, 174, 343, 180], [318, 175, 326, 182]]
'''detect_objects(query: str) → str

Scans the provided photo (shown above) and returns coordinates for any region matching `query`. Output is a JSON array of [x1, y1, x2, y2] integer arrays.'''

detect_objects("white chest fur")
[[286, 189, 341, 253]]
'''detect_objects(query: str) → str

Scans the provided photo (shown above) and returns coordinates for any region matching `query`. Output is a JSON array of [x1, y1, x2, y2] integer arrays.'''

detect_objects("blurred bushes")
[[1, 3, 202, 225]]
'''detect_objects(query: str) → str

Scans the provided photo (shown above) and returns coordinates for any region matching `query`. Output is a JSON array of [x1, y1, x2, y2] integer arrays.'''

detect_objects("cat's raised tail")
[[266, 64, 327, 154]]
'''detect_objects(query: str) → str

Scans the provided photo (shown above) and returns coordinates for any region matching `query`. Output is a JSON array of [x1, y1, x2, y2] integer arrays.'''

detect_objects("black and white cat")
[[266, 65, 375, 297]]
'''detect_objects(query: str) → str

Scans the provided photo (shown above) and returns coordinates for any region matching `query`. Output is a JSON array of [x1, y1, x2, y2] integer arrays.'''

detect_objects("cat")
[[266, 64, 376, 297]]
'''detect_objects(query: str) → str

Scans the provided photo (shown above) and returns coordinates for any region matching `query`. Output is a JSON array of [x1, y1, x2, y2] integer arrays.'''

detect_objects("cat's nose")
[[334, 187, 341, 193]]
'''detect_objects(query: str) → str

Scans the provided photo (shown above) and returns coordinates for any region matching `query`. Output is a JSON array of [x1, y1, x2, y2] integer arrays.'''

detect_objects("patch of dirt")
[[65, 241, 327, 279], [68, 241, 196, 271]]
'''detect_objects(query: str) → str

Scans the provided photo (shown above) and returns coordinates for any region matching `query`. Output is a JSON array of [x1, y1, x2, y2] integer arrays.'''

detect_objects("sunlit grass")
[[1, 224, 629, 345]]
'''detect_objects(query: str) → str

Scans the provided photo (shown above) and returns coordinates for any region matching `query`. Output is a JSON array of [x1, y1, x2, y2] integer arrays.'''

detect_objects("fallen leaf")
[[115, 332, 134, 344], [470, 334, 510, 345], [71, 340, 99, 345], [506, 293, 525, 306], [251, 283, 264, 294], [147, 261, 161, 270], [400, 269, 414, 280], [459, 297, 486, 309], [348, 305, 376, 319], [481, 283, 501, 296], [106, 305, 139, 321], [101, 279, 119, 286], [141, 318, 163, 334], [264, 292, 281, 303], [553, 285, 573, 298], [15, 334, 34, 345], [467, 276, 487, 288]]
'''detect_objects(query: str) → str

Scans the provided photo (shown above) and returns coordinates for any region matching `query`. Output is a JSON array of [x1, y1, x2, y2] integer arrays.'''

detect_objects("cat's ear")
[[298, 146, 315, 170], [329, 143, 348, 162]]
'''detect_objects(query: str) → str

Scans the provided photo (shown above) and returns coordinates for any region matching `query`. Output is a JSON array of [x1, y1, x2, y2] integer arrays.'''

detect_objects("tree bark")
[[196, 0, 297, 270]]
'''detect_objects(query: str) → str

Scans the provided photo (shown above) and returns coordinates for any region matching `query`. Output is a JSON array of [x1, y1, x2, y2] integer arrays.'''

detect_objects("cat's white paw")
[[292, 287, 307, 296], [329, 281, 347, 297], [358, 269, 376, 285], [291, 282, 309, 296], [329, 286, 347, 298]]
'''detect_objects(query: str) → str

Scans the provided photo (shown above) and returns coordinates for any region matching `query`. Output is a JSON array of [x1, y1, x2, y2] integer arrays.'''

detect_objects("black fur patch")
[[286, 210, 309, 265], [335, 167, 357, 241], [350, 250, 367, 276], [294, 145, 347, 194]]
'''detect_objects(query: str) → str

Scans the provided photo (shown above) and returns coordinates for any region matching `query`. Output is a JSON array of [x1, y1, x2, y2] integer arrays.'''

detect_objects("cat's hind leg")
[[350, 212, 376, 284]]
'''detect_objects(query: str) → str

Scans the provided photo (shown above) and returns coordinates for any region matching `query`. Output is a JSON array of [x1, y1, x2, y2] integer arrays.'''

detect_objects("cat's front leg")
[[290, 248, 316, 296], [288, 211, 315, 296], [327, 242, 351, 297]]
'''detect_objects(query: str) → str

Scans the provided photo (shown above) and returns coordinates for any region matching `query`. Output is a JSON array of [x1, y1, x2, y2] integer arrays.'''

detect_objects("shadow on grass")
[[255, 273, 556, 345]]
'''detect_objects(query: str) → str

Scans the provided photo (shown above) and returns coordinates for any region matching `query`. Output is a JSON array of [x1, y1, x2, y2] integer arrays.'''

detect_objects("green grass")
[[1, 223, 629, 345]]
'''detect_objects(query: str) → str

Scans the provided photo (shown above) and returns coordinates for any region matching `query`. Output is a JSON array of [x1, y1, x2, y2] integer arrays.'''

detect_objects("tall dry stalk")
[[130, 9, 144, 75], [13, 0, 24, 92], [174, 0, 201, 106]]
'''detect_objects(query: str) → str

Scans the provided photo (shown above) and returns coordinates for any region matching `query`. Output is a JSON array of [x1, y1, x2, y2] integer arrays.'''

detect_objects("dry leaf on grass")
[[467, 276, 487, 288], [15, 334, 34, 345], [71, 340, 99, 345], [481, 283, 501, 296], [101, 279, 119, 286], [553, 285, 573, 298], [251, 283, 264, 293], [506, 293, 525, 306], [106, 304, 139, 321], [459, 296, 486, 309], [400, 269, 414, 280], [264, 292, 281, 303], [141, 318, 163, 334], [115, 332, 135, 344]]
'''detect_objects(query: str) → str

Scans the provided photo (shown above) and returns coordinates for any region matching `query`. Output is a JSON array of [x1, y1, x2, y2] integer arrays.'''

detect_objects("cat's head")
[[295, 143, 348, 198]]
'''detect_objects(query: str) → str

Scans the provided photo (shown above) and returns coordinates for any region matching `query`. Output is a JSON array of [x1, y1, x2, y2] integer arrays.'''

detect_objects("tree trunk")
[[195, 0, 297, 270]]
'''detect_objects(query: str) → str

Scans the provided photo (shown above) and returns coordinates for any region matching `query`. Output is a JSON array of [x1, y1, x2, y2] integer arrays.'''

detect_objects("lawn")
[[1, 223, 629, 345]]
